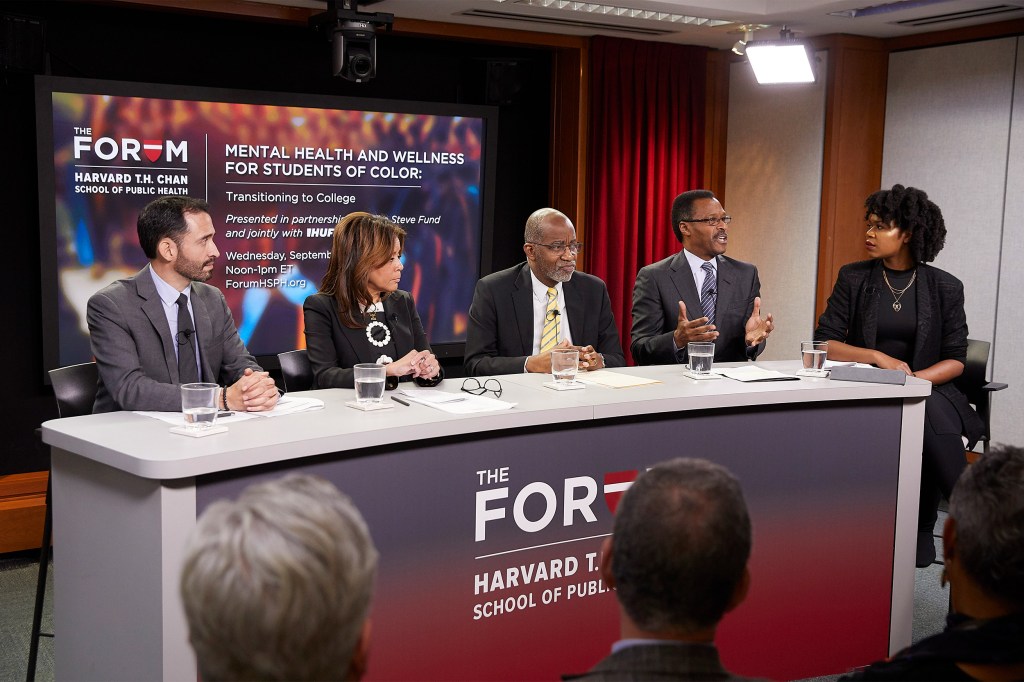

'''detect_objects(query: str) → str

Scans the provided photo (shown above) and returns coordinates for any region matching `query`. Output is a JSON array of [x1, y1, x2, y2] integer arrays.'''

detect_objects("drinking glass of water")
[[800, 341, 828, 376], [550, 348, 580, 385], [181, 383, 219, 431], [687, 342, 715, 375], [354, 363, 386, 404]]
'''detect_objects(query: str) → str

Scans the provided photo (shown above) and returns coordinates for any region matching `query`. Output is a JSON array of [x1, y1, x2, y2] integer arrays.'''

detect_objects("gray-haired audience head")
[[180, 474, 379, 681], [610, 457, 752, 634], [947, 444, 1024, 609], [671, 189, 716, 243], [524, 207, 570, 244]]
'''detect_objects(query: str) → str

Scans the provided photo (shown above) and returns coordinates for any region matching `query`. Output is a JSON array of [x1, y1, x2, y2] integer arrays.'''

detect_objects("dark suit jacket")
[[815, 259, 983, 446], [563, 642, 763, 682], [303, 290, 442, 389], [464, 263, 625, 376], [631, 251, 764, 365], [87, 265, 261, 413]]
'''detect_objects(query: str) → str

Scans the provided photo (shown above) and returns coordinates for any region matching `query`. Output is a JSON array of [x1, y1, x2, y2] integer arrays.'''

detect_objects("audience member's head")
[[945, 443, 1024, 614], [180, 474, 378, 681], [603, 457, 752, 639]]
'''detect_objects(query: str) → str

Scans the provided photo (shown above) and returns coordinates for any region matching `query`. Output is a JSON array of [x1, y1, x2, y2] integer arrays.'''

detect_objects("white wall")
[[882, 38, 1022, 447], [725, 53, 827, 361], [993, 39, 1024, 447]]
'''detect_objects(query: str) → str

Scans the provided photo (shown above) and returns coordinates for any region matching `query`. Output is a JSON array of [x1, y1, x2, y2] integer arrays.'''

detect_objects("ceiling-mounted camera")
[[309, 0, 394, 83]]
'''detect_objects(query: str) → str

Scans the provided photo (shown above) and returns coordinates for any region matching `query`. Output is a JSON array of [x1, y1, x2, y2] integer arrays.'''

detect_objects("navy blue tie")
[[700, 262, 716, 325], [176, 293, 200, 384]]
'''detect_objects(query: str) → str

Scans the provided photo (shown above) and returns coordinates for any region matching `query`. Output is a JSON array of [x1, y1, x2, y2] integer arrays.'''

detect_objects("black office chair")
[[28, 362, 99, 681], [954, 339, 1007, 458], [277, 349, 313, 392]]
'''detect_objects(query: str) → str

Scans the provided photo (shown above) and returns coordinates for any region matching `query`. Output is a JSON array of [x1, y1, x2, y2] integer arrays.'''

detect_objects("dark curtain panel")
[[586, 36, 708, 364]]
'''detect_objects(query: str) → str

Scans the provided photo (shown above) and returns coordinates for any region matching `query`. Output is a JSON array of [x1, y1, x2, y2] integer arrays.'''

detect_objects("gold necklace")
[[882, 269, 916, 312]]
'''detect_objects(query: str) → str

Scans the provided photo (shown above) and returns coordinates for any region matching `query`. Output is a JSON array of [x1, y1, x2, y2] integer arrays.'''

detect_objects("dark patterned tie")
[[176, 293, 200, 384], [700, 261, 716, 325]]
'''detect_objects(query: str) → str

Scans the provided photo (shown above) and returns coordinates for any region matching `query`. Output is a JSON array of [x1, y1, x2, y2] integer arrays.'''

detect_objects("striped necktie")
[[540, 287, 559, 352], [700, 261, 716, 326]]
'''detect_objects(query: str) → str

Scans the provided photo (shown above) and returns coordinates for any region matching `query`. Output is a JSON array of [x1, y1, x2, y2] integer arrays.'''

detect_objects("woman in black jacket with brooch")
[[815, 184, 983, 568], [303, 212, 443, 390]]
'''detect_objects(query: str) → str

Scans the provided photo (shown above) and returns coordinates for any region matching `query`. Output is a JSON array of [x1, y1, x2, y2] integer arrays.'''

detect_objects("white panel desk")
[[42, 362, 929, 681]]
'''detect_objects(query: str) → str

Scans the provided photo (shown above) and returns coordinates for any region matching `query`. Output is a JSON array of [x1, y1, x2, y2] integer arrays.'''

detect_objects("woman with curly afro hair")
[[815, 184, 984, 568]]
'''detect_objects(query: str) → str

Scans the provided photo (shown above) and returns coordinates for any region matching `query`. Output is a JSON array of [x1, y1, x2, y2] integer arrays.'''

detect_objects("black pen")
[[217, 411, 234, 418], [391, 396, 410, 407]]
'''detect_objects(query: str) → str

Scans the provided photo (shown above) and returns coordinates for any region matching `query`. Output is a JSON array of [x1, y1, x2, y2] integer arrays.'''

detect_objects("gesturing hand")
[[744, 296, 774, 347], [673, 300, 718, 349]]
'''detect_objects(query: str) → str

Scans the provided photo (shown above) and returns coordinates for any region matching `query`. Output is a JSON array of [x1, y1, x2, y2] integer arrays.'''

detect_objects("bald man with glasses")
[[631, 190, 774, 366], [465, 208, 624, 376]]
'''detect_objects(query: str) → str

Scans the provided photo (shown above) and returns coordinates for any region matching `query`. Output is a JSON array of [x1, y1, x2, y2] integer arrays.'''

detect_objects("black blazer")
[[303, 290, 442, 389], [815, 259, 983, 446], [630, 251, 764, 365], [464, 263, 625, 376]]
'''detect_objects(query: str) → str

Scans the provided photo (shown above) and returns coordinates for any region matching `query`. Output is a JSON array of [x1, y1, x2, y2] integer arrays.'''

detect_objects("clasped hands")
[[525, 339, 604, 374], [389, 349, 440, 379], [225, 367, 280, 412], [673, 297, 774, 349]]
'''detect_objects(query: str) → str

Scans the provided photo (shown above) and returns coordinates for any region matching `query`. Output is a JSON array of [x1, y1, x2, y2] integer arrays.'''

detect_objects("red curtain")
[[586, 36, 708, 365]]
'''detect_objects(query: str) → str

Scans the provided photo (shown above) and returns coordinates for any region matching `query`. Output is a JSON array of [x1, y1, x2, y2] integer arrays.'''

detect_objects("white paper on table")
[[135, 410, 257, 425], [823, 360, 873, 369], [711, 366, 799, 382], [575, 370, 662, 388], [400, 390, 515, 413], [398, 388, 468, 403], [135, 395, 322, 424], [251, 395, 325, 417]]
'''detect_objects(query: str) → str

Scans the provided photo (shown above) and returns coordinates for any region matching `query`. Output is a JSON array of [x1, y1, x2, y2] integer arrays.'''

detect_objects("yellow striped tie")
[[540, 287, 559, 352]]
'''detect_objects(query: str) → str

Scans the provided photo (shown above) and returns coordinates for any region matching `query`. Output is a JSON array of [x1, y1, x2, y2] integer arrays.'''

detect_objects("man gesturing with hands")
[[631, 190, 773, 366]]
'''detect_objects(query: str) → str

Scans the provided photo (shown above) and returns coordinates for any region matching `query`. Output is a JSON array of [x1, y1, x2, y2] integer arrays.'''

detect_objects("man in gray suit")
[[631, 190, 773, 365], [465, 208, 624, 376], [87, 196, 279, 413], [565, 458, 760, 682]]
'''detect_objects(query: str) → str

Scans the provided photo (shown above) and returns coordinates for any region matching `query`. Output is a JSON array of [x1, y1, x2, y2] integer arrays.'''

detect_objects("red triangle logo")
[[143, 140, 163, 162], [603, 470, 639, 514]]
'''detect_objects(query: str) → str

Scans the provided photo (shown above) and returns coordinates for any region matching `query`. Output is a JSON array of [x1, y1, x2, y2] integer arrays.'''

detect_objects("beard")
[[175, 255, 215, 282], [545, 264, 574, 283]]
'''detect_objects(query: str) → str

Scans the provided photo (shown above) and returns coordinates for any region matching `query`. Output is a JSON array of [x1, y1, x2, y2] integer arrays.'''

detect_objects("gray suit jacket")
[[87, 265, 261, 413], [563, 642, 764, 681], [464, 263, 625, 376], [631, 251, 764, 365]]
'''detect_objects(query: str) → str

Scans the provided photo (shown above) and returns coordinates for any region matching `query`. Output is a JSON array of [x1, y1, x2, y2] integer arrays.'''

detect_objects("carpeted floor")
[[0, 551, 53, 682], [0, 515, 950, 682]]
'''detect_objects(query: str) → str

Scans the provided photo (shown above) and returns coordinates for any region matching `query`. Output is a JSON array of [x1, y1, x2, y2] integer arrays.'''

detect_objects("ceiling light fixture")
[[744, 26, 815, 84], [490, 0, 734, 28], [731, 25, 754, 56]]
